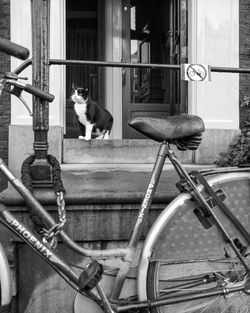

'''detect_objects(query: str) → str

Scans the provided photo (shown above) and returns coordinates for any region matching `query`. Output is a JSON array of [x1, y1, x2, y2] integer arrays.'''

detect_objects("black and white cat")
[[71, 86, 113, 140]]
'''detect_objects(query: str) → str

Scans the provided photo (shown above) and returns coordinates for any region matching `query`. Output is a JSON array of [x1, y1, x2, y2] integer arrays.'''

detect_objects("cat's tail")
[[107, 115, 114, 134]]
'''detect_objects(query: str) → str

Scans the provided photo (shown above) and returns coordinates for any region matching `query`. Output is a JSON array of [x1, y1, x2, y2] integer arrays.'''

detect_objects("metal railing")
[[13, 58, 250, 74]]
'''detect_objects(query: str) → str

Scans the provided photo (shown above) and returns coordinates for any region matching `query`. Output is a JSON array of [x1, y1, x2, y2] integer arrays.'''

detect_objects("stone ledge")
[[63, 139, 192, 164], [63, 129, 240, 165], [0, 163, 213, 206]]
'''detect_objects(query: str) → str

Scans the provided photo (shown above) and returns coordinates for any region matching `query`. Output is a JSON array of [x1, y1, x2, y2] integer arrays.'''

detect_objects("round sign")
[[186, 64, 207, 81]]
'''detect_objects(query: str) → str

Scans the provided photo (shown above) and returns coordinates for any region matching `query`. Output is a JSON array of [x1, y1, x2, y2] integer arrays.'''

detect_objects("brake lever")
[[9, 86, 33, 116], [4, 72, 28, 81], [1, 79, 33, 116]]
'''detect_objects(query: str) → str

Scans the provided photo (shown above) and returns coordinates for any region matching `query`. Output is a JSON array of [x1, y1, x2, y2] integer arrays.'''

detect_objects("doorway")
[[65, 0, 105, 138], [122, 0, 188, 138]]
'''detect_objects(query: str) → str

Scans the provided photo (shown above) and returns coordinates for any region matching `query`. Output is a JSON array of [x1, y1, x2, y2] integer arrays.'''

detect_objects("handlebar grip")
[[0, 38, 29, 60], [24, 84, 55, 102]]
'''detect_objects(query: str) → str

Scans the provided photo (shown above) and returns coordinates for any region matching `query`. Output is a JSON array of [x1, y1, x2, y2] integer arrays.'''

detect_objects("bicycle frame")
[[2, 139, 250, 311], [0, 141, 169, 308], [2, 37, 250, 313], [0, 202, 79, 284]]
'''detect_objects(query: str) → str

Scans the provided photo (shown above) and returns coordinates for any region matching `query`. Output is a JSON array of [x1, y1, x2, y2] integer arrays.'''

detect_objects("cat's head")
[[71, 84, 88, 103]]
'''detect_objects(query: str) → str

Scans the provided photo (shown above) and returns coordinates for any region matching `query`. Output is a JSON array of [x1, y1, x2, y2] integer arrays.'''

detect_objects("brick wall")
[[240, 0, 250, 127], [0, 0, 10, 191]]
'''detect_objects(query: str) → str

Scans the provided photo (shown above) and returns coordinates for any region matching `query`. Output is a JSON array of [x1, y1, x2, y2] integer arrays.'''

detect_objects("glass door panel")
[[122, 0, 188, 138]]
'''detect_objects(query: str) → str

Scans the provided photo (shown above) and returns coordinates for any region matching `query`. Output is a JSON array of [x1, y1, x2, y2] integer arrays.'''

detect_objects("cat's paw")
[[84, 137, 91, 141], [95, 134, 104, 140], [78, 135, 85, 140]]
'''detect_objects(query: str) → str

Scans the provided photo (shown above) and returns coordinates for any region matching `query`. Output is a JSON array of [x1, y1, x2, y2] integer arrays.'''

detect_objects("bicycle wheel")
[[139, 172, 250, 313]]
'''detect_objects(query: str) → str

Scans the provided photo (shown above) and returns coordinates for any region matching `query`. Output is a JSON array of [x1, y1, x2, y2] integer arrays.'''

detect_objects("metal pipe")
[[30, 0, 51, 186], [12, 58, 250, 75], [49, 58, 250, 74], [49, 58, 181, 70], [13, 59, 32, 74], [211, 66, 250, 73], [128, 142, 168, 249], [0, 206, 80, 285]]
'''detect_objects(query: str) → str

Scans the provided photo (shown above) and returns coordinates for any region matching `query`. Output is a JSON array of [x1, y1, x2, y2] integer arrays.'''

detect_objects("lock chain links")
[[42, 191, 66, 249]]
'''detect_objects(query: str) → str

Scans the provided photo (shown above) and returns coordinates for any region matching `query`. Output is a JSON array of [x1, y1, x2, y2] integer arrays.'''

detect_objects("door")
[[122, 0, 188, 138], [65, 0, 105, 138]]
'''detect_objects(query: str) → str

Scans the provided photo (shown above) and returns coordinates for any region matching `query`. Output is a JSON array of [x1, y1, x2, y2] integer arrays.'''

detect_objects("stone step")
[[62, 131, 237, 165], [63, 139, 193, 164]]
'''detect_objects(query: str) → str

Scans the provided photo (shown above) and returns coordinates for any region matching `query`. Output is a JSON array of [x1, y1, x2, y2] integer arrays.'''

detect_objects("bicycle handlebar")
[[0, 38, 54, 102], [24, 84, 54, 102], [0, 38, 29, 60], [3, 79, 55, 102]]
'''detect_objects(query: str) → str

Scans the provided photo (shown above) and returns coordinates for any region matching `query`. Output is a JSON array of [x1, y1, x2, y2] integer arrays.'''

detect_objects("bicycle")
[[1, 38, 250, 313]]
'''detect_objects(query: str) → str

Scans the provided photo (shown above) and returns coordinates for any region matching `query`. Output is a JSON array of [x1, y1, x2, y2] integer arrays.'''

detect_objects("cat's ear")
[[72, 83, 76, 90]]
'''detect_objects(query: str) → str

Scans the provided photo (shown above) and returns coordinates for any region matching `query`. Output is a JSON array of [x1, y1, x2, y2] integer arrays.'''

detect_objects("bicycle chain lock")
[[21, 154, 66, 249], [42, 191, 66, 249]]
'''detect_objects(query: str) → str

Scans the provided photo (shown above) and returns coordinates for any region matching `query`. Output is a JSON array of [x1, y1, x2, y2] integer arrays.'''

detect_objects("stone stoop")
[[61, 137, 216, 209], [62, 132, 239, 165], [63, 139, 193, 164], [60, 138, 214, 213]]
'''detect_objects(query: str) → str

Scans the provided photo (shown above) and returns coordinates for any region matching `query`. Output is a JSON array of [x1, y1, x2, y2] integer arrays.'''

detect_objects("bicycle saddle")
[[128, 115, 205, 150]]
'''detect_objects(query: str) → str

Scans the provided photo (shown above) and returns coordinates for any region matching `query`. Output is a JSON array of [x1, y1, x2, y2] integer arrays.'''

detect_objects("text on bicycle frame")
[[10, 219, 52, 258], [139, 183, 154, 219]]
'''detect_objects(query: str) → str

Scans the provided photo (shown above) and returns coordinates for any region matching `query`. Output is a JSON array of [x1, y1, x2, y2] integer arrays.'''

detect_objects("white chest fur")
[[74, 102, 89, 125]]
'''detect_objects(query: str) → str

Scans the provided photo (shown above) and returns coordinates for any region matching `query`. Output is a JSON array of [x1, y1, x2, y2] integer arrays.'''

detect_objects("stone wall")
[[240, 0, 250, 127], [0, 0, 10, 192]]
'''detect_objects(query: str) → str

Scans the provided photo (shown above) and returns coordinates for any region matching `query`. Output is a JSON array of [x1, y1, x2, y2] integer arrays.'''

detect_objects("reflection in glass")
[[129, 0, 185, 112]]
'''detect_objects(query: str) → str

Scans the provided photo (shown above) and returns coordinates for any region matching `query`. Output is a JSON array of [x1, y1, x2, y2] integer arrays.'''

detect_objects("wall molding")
[[188, 0, 239, 130]]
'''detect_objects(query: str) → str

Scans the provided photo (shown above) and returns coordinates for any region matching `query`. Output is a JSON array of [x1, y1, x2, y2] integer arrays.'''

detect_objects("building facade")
[[1, 1, 250, 311], [0, 0, 250, 187]]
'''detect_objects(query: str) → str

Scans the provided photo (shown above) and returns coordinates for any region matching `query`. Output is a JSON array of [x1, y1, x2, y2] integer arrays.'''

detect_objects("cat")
[[71, 85, 113, 140]]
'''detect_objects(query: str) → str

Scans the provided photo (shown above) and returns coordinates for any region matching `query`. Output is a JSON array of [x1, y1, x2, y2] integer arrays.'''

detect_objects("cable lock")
[[21, 154, 66, 248]]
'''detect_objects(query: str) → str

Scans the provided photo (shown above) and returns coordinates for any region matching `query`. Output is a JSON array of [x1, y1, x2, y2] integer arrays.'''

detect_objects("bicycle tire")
[[0, 243, 12, 310], [138, 172, 250, 313]]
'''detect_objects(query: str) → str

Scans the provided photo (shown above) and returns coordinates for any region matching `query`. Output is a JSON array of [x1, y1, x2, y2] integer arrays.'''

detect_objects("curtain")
[[66, 26, 98, 99]]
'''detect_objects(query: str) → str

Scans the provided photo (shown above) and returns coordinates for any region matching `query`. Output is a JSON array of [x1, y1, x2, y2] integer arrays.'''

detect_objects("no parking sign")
[[181, 64, 211, 81]]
